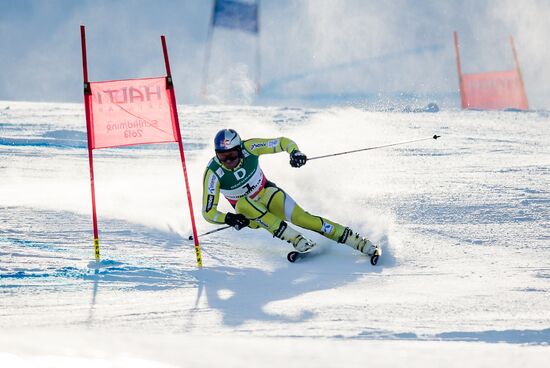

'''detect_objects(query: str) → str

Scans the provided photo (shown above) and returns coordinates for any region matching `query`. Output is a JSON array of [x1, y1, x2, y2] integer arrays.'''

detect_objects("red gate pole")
[[453, 31, 467, 109], [510, 36, 529, 110], [161, 35, 203, 268], [80, 25, 101, 261]]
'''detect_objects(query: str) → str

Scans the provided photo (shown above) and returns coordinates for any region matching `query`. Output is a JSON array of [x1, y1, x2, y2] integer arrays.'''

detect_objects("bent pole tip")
[[433, 135, 441, 139]]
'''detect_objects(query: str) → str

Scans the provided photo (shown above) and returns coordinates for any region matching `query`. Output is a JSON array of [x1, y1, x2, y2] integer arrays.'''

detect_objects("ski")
[[288, 246, 382, 265], [287, 250, 312, 263]]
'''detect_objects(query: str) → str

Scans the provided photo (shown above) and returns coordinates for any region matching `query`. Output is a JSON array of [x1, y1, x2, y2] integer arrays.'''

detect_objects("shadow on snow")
[[355, 327, 550, 345], [189, 243, 393, 327]]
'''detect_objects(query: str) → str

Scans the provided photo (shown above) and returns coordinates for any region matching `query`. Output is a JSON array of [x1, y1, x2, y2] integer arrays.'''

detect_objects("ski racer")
[[201, 128, 380, 256]]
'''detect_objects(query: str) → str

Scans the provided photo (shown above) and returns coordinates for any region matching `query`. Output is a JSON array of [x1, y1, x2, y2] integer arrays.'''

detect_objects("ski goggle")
[[216, 149, 240, 164]]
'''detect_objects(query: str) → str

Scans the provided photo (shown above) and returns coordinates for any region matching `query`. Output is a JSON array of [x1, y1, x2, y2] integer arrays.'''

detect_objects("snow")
[[1, 101, 550, 366]]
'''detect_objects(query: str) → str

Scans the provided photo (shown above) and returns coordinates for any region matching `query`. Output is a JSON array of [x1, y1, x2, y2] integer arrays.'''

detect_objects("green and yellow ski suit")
[[201, 137, 349, 243]]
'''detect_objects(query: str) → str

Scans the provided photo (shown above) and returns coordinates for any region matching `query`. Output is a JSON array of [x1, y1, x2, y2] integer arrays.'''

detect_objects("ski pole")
[[307, 135, 441, 161], [188, 225, 231, 240]]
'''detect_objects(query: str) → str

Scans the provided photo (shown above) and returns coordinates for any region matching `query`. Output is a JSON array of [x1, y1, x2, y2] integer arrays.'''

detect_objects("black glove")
[[290, 150, 307, 168], [224, 212, 250, 230]]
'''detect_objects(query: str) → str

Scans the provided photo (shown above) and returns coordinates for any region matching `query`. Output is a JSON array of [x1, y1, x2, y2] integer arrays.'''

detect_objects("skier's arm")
[[243, 137, 299, 156], [202, 168, 226, 225]]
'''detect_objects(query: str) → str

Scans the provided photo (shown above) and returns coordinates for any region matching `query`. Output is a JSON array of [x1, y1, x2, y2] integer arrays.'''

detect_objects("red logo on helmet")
[[222, 139, 231, 147]]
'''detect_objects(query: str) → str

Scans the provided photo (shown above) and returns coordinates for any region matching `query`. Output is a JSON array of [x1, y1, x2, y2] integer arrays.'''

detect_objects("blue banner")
[[213, 0, 258, 34]]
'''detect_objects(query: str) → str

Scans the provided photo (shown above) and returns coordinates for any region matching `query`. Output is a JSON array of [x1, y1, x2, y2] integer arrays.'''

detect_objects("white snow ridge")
[[1, 101, 549, 367]]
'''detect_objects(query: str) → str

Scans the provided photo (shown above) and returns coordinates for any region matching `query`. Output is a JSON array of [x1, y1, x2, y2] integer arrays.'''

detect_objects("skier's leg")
[[235, 196, 315, 252], [259, 187, 378, 256], [258, 187, 346, 240]]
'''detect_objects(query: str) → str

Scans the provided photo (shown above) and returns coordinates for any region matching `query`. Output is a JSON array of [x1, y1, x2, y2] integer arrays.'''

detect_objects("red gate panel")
[[462, 70, 528, 110], [89, 77, 177, 149]]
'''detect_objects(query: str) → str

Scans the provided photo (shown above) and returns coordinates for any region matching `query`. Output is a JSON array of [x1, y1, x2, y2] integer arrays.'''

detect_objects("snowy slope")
[[1, 101, 549, 366]]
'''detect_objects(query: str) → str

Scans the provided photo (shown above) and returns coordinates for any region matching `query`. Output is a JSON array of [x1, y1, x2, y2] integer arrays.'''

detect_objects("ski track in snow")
[[1, 101, 550, 366]]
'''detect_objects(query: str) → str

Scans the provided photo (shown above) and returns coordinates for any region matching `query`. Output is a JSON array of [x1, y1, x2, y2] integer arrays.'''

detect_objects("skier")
[[201, 128, 380, 257]]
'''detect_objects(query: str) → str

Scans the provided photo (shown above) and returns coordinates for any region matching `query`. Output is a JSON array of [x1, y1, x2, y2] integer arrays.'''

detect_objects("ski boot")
[[275, 222, 316, 262], [275, 221, 315, 252], [339, 227, 382, 265]]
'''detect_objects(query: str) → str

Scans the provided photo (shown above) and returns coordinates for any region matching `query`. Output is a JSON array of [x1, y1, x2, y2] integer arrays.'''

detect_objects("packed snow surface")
[[1, 101, 549, 366]]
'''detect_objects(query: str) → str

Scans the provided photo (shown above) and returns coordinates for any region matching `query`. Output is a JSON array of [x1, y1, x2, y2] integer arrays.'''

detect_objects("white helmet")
[[214, 128, 241, 152]]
